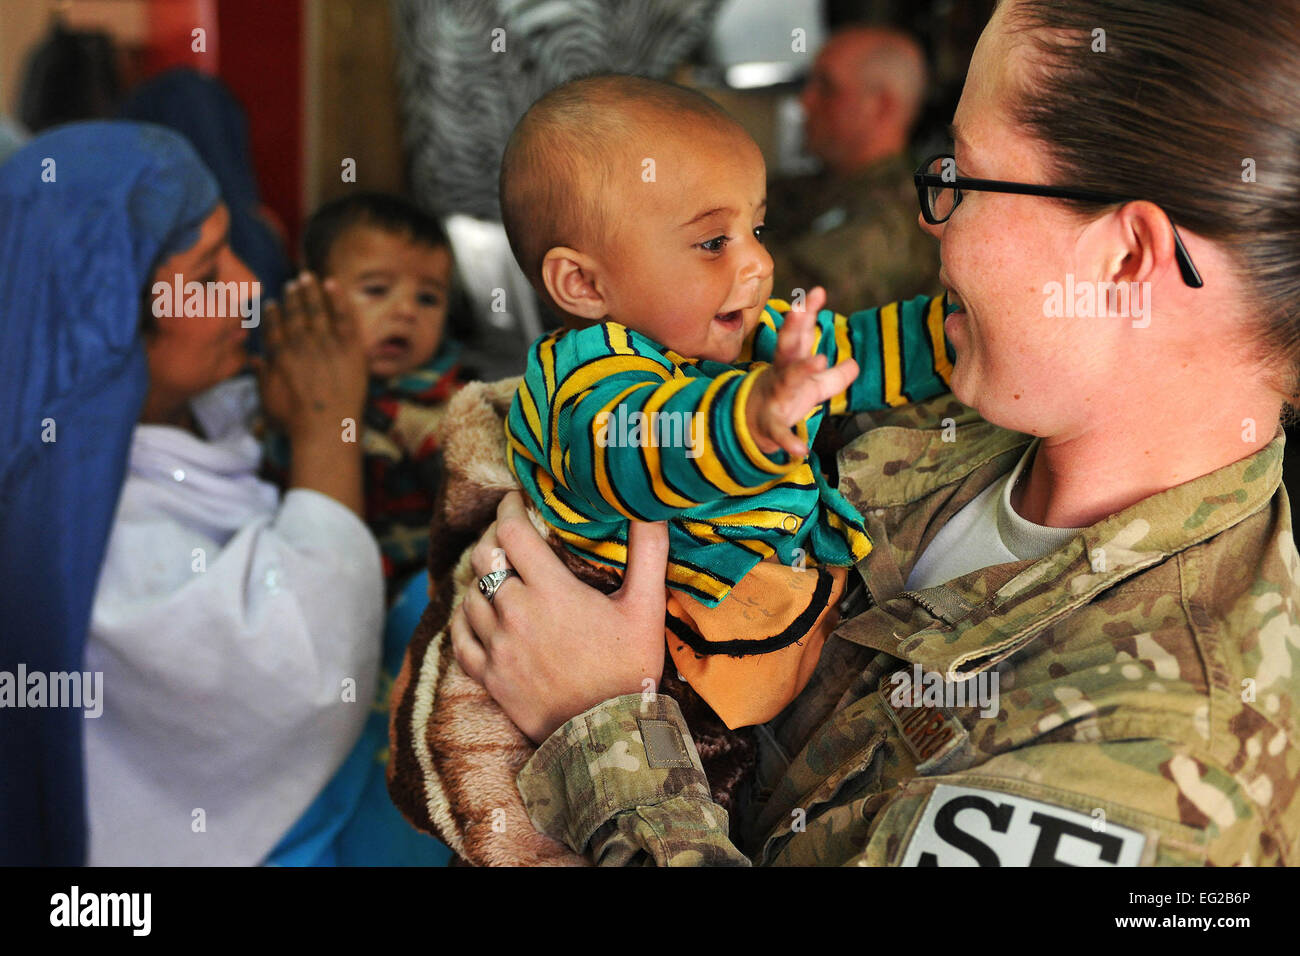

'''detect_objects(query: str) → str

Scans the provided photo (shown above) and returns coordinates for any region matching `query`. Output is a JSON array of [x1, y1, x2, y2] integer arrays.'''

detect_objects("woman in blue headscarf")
[[0, 122, 443, 865]]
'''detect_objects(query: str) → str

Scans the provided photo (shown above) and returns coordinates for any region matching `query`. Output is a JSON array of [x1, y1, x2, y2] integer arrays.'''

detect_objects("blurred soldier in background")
[[766, 26, 940, 310]]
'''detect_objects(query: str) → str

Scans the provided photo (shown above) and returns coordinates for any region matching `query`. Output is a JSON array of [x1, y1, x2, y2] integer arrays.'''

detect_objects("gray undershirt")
[[905, 441, 1083, 592]]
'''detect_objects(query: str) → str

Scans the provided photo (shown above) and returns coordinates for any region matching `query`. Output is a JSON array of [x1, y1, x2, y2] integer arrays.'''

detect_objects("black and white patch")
[[900, 784, 1147, 866]]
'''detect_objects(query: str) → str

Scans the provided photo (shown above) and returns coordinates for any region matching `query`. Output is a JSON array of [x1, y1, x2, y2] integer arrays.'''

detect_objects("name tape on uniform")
[[900, 783, 1147, 866]]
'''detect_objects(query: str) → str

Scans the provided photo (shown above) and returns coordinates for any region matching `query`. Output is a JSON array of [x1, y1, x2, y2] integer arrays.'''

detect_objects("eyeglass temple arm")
[[915, 171, 1204, 289], [1170, 227, 1204, 289]]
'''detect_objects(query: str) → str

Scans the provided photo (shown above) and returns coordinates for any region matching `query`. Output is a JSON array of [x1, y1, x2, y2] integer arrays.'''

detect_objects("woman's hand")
[[450, 492, 669, 745], [255, 273, 369, 516], [256, 272, 368, 444]]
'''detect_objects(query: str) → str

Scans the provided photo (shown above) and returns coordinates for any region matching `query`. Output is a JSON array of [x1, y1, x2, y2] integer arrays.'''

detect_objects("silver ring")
[[477, 568, 518, 602]]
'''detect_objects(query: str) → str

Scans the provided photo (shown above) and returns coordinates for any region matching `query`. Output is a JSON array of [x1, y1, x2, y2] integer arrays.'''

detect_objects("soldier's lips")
[[941, 282, 967, 340], [943, 285, 967, 315]]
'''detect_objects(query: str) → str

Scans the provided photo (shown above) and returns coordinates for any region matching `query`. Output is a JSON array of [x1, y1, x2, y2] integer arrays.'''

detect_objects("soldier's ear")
[[540, 247, 608, 321]]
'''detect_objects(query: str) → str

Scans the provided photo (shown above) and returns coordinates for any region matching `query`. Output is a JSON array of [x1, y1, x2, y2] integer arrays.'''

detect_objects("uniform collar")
[[835, 399, 1286, 680]]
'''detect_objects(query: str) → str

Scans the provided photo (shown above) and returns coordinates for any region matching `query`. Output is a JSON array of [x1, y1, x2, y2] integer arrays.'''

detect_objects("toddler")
[[500, 76, 953, 727], [264, 193, 466, 595]]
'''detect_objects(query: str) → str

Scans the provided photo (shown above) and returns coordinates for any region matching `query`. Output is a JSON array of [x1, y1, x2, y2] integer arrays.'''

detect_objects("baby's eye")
[[418, 292, 442, 308], [699, 235, 729, 253], [362, 284, 389, 297], [753, 225, 769, 244]]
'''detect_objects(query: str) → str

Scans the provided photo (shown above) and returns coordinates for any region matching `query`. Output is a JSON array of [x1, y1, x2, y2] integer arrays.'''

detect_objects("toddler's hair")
[[303, 192, 450, 276], [499, 73, 743, 310]]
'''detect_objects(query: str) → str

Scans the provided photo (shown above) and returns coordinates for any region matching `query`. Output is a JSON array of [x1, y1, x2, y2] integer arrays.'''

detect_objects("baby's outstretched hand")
[[746, 287, 859, 459]]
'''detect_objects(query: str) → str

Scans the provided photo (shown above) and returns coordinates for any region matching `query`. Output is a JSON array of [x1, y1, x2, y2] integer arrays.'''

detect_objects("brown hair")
[[1005, 0, 1300, 402], [498, 73, 743, 313]]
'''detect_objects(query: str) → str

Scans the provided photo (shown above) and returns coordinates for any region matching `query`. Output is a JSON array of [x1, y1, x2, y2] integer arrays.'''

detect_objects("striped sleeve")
[[507, 323, 802, 524], [752, 294, 955, 416]]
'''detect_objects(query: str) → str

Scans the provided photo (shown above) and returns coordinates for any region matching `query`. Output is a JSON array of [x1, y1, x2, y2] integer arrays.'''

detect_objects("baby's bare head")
[[500, 74, 748, 316]]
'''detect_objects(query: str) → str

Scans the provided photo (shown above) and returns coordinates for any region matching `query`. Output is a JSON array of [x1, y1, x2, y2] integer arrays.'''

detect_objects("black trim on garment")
[[665, 568, 835, 658]]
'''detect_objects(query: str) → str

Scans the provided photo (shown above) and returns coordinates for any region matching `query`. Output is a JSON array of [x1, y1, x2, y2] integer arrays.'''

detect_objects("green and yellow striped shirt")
[[506, 294, 954, 606]]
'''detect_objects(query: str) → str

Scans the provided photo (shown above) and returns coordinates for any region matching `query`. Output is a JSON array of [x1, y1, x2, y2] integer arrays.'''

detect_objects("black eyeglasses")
[[914, 153, 1203, 289]]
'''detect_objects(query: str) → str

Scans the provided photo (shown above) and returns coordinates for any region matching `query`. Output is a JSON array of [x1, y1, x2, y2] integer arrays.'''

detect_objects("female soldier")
[[447, 0, 1300, 865]]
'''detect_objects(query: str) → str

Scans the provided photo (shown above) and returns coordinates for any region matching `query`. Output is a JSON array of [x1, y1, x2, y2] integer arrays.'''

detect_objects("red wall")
[[144, 0, 219, 76], [136, 0, 303, 253], [217, 0, 304, 253]]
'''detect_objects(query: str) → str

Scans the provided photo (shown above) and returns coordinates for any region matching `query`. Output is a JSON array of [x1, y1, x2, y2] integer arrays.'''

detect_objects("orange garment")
[[665, 561, 849, 729]]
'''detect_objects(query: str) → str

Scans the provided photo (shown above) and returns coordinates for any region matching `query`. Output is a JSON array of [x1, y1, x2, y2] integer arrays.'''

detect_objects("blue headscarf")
[[0, 121, 220, 864], [119, 68, 292, 318]]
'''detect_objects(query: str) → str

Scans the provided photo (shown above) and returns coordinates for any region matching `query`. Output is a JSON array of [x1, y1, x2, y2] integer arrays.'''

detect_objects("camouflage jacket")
[[517, 393, 1300, 865], [764, 154, 940, 310]]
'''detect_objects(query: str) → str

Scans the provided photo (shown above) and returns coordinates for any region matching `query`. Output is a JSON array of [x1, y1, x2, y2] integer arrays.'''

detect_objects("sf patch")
[[900, 784, 1147, 866]]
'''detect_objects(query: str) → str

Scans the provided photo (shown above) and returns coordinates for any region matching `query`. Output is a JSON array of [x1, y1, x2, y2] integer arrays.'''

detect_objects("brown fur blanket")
[[386, 379, 755, 866]]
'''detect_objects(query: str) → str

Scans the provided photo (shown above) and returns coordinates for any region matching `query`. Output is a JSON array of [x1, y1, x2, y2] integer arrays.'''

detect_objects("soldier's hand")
[[450, 492, 668, 745], [745, 286, 858, 459]]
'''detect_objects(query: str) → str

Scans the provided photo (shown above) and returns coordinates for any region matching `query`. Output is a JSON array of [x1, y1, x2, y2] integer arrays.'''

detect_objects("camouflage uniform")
[[517, 393, 1300, 865], [764, 155, 940, 309]]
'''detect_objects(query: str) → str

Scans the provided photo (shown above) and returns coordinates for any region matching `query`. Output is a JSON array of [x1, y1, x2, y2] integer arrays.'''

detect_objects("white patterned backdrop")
[[392, 0, 726, 376], [393, 0, 725, 221]]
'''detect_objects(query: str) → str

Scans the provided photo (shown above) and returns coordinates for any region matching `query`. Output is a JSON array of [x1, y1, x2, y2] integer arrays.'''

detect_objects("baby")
[[264, 193, 466, 595], [500, 75, 953, 728]]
